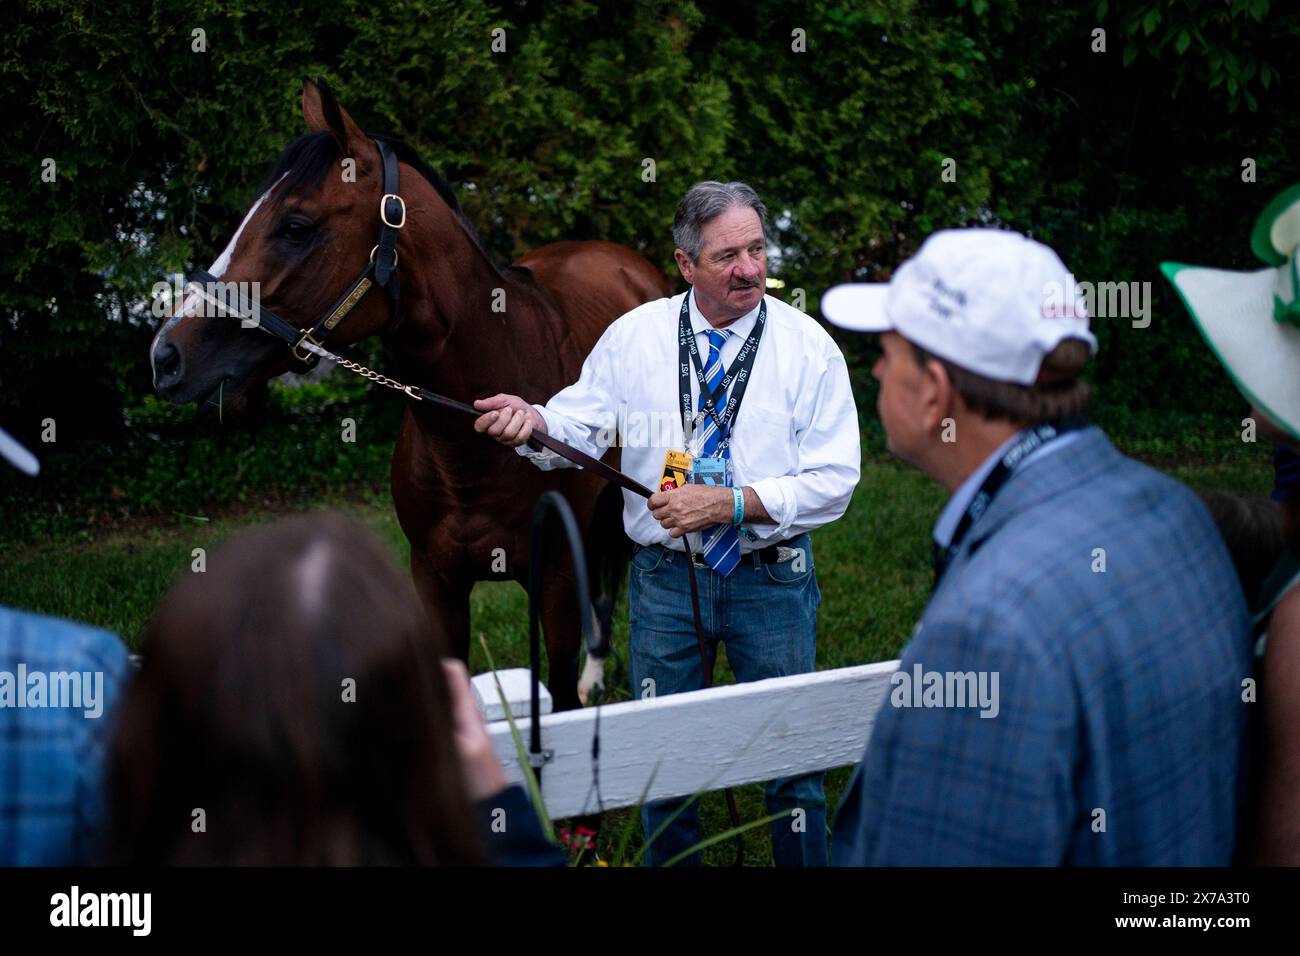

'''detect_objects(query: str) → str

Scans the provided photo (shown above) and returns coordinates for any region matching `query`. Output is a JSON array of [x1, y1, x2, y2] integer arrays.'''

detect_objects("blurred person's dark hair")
[[106, 511, 482, 864], [1199, 491, 1286, 610], [909, 339, 1092, 426]]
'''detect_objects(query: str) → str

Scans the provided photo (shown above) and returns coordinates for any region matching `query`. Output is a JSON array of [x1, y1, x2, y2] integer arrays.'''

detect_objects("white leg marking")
[[578, 653, 606, 707]]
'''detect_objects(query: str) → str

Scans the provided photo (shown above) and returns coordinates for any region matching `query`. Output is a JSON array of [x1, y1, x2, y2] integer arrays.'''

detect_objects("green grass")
[[0, 434, 1278, 865]]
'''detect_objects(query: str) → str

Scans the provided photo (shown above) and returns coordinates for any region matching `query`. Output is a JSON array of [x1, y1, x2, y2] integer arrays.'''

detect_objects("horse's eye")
[[279, 218, 315, 243]]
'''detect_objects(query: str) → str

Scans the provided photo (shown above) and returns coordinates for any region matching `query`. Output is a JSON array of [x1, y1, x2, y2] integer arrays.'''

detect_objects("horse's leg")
[[538, 559, 585, 713], [583, 479, 631, 699], [410, 548, 472, 663], [537, 558, 605, 858]]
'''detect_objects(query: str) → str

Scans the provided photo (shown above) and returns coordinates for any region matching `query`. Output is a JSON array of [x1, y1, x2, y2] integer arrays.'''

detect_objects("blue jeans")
[[627, 531, 827, 867]]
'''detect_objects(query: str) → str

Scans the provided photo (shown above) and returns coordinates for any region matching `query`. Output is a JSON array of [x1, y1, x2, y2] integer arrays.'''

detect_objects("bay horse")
[[149, 79, 670, 710]]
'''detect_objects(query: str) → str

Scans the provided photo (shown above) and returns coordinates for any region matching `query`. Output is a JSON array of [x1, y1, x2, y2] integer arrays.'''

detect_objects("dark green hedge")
[[1, 0, 1297, 527]]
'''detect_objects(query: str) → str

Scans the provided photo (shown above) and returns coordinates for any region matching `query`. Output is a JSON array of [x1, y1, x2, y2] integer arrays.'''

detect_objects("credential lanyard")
[[933, 419, 1083, 584], [677, 291, 766, 454]]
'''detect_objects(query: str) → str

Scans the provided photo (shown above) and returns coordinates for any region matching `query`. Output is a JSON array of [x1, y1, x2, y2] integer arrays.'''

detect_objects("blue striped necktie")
[[696, 328, 740, 576]]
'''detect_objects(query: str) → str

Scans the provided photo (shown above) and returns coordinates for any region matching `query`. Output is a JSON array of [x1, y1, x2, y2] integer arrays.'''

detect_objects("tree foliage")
[[1, 0, 1298, 447]]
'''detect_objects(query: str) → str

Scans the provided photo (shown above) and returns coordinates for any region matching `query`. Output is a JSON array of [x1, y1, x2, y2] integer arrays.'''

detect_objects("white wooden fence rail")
[[472, 660, 900, 820]]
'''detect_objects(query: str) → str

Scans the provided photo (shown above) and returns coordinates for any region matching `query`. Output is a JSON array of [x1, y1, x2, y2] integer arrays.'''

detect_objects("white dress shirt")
[[517, 290, 861, 551]]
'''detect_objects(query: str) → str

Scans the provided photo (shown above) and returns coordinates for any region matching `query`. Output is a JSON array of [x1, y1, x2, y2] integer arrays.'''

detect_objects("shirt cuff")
[[514, 404, 563, 467], [747, 477, 795, 539]]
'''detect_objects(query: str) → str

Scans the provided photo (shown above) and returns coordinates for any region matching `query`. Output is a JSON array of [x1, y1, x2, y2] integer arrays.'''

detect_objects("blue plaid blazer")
[[831, 428, 1252, 865], [0, 607, 130, 865]]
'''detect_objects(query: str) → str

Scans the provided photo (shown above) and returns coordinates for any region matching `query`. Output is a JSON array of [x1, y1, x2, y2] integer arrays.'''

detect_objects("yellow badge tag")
[[659, 450, 693, 492]]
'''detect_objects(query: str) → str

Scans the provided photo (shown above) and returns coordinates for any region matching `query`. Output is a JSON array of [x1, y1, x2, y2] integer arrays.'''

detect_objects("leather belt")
[[637, 540, 800, 569]]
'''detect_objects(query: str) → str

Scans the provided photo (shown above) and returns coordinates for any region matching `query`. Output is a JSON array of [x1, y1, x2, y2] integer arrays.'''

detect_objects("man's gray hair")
[[672, 181, 768, 262]]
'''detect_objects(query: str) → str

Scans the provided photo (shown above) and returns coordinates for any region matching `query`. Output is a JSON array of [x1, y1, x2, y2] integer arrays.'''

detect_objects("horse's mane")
[[254, 129, 493, 262]]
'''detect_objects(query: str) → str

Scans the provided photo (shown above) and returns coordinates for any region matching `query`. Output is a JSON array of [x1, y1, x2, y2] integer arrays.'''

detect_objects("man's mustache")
[[730, 280, 761, 290]]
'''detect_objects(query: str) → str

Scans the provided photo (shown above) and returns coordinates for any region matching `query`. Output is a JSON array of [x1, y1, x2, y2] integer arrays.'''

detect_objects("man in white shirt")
[[474, 181, 861, 866]]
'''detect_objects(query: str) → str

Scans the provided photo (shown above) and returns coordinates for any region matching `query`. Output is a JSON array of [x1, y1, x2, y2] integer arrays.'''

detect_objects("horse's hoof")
[[577, 654, 606, 706]]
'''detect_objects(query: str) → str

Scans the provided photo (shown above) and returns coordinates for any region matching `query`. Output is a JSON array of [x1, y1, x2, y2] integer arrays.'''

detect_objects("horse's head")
[[151, 79, 402, 415]]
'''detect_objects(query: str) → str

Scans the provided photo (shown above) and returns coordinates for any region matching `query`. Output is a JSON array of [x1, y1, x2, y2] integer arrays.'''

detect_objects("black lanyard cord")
[[678, 291, 767, 454], [933, 418, 1085, 584]]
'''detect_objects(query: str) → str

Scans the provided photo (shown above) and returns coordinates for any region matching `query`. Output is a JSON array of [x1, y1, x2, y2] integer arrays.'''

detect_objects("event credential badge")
[[659, 450, 692, 492], [688, 456, 729, 487]]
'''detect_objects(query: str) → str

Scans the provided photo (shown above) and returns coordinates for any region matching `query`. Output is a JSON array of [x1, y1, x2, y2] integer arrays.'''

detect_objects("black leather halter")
[[185, 137, 406, 368]]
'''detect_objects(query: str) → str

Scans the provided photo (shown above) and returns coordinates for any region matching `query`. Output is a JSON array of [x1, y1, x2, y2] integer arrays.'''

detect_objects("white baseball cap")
[[1162, 183, 1300, 444], [0, 423, 39, 476], [821, 228, 1098, 385]]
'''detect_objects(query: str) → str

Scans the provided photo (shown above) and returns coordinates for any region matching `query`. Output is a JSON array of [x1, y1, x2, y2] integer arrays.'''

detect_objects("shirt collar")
[[688, 287, 761, 342], [932, 431, 1026, 550]]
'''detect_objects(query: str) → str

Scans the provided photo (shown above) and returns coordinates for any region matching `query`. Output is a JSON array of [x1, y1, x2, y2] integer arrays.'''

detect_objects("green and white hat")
[[1162, 184, 1300, 442]]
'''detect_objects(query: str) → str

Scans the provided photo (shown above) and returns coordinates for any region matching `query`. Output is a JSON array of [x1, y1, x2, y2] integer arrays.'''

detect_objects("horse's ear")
[[302, 77, 365, 154]]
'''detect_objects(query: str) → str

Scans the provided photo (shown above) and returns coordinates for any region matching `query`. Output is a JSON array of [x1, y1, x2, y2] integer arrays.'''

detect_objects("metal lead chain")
[[300, 341, 417, 396]]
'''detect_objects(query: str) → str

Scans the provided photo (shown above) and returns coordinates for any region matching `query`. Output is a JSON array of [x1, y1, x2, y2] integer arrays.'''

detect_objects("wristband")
[[731, 487, 745, 525]]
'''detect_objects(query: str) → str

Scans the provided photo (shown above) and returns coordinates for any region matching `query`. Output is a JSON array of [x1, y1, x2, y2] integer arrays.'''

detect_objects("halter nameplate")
[[324, 277, 373, 331]]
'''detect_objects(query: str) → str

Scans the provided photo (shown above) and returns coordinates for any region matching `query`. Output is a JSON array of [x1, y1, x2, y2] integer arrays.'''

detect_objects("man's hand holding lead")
[[473, 394, 546, 447], [647, 485, 733, 537]]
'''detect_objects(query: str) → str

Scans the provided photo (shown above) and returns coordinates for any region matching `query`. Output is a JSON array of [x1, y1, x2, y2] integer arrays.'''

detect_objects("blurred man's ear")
[[918, 357, 955, 433]]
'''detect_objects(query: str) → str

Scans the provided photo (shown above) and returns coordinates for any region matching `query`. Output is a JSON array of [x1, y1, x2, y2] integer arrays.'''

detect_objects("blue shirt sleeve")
[[0, 608, 131, 866]]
